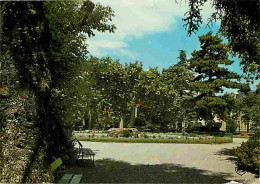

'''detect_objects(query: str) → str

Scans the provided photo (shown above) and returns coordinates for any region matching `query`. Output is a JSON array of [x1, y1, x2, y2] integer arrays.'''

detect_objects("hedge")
[[75, 136, 232, 144]]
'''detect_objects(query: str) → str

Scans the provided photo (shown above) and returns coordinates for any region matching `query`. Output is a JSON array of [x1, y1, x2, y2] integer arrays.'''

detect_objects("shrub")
[[189, 133, 199, 137], [139, 132, 145, 138], [120, 130, 131, 138], [108, 130, 119, 138], [234, 131, 260, 175], [132, 131, 138, 138], [112, 131, 119, 138]]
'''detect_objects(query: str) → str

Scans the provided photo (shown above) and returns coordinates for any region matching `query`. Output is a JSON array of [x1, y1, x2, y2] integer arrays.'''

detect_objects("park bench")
[[76, 140, 95, 165], [51, 158, 82, 184]]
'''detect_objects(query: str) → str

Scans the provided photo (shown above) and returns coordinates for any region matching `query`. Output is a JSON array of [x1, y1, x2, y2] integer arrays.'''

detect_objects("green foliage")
[[189, 32, 249, 124], [0, 86, 9, 96], [241, 92, 260, 132], [1, 1, 115, 182], [108, 130, 119, 138], [162, 50, 194, 131], [234, 131, 260, 175], [190, 122, 203, 132], [132, 130, 138, 138], [183, 0, 260, 78], [120, 130, 131, 138], [85, 57, 182, 132], [225, 117, 237, 133], [85, 57, 144, 128], [108, 129, 136, 138], [134, 116, 147, 129], [2, 1, 259, 181]]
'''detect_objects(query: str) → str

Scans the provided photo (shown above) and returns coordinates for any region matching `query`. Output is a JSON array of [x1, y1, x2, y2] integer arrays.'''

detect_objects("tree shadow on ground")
[[215, 148, 260, 178], [65, 158, 240, 183], [215, 148, 238, 162]]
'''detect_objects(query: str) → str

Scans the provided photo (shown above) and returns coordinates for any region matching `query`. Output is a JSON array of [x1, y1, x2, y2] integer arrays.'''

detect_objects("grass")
[[75, 136, 232, 144], [232, 135, 250, 138]]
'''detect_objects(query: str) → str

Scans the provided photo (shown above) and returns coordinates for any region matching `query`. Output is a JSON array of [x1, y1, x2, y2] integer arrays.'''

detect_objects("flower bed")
[[74, 131, 220, 140]]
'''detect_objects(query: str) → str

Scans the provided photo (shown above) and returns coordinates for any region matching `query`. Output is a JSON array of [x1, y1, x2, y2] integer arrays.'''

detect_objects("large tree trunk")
[[2, 2, 58, 182], [129, 106, 137, 127]]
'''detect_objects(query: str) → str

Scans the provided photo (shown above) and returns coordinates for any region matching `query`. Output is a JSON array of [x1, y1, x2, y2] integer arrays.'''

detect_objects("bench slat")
[[86, 148, 95, 155], [70, 174, 83, 184], [82, 148, 90, 155], [81, 148, 95, 155], [58, 174, 73, 184]]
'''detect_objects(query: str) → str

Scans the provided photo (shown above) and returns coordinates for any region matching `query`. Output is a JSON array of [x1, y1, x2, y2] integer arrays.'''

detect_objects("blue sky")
[[88, 0, 258, 92]]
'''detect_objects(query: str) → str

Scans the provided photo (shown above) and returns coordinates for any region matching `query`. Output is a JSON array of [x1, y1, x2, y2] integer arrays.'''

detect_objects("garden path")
[[77, 138, 258, 183]]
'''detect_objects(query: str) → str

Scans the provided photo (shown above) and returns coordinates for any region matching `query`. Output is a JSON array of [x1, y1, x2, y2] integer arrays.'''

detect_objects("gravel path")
[[80, 138, 258, 183]]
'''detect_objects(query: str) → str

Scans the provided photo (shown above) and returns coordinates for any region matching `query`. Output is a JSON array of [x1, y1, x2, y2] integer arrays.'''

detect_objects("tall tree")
[[87, 57, 143, 128], [189, 32, 249, 127], [182, 0, 259, 78], [136, 68, 176, 132], [241, 91, 260, 132], [162, 50, 194, 131], [1, 1, 115, 182]]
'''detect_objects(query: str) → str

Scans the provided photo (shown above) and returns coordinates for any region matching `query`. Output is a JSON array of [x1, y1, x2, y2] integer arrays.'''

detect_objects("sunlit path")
[[73, 138, 257, 183]]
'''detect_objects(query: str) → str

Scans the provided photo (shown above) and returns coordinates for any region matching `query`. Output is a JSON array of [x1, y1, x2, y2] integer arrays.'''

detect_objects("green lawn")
[[232, 135, 250, 138], [75, 136, 232, 144]]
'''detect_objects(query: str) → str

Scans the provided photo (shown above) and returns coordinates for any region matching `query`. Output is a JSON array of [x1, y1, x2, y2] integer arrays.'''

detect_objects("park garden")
[[0, 0, 259, 183]]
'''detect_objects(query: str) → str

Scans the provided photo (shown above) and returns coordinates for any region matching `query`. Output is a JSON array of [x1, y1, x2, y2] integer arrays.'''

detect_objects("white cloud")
[[118, 49, 137, 59], [87, 0, 216, 58], [90, 40, 127, 50]]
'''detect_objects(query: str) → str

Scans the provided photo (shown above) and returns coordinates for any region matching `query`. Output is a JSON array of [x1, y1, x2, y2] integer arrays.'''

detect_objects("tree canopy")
[[1, 1, 258, 182], [183, 0, 259, 78], [1, 1, 115, 182], [189, 32, 249, 124]]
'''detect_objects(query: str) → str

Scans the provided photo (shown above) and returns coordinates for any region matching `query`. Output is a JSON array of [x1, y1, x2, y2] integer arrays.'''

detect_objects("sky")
[[87, 0, 258, 92]]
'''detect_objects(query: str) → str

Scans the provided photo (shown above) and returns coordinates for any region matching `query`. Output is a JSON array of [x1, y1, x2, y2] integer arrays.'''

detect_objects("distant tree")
[[133, 67, 175, 132], [221, 93, 241, 133], [241, 92, 260, 132], [88, 57, 143, 128], [176, 50, 188, 68], [162, 50, 194, 131], [189, 32, 249, 127]]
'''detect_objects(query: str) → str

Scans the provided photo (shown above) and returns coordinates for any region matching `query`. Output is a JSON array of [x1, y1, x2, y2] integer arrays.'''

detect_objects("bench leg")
[[89, 155, 94, 166], [90, 155, 93, 165]]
